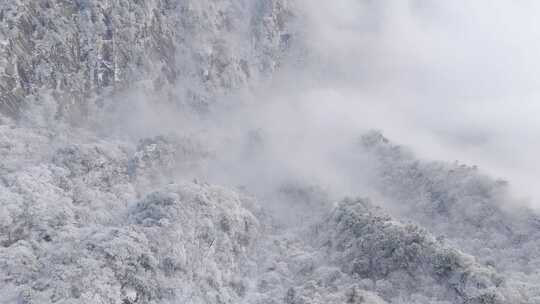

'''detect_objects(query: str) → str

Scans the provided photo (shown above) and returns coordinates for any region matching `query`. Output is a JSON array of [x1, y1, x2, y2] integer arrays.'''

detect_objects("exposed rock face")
[[0, 0, 293, 119]]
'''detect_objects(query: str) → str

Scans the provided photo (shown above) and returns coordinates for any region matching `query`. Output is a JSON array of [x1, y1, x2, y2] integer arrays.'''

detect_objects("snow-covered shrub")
[[359, 131, 540, 277], [313, 198, 519, 304]]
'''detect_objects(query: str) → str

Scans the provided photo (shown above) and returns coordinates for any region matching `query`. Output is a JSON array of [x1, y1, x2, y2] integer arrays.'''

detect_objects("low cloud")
[[90, 0, 540, 208]]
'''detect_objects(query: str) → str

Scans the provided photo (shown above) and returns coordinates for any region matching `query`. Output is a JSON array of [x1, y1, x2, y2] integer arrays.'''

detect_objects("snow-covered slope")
[[0, 0, 292, 118], [1, 1, 540, 304], [0, 120, 261, 303], [1, 112, 537, 303]]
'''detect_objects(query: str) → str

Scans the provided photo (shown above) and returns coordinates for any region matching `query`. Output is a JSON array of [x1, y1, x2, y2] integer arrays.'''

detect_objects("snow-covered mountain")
[[0, 0, 292, 119], [1, 1, 540, 304]]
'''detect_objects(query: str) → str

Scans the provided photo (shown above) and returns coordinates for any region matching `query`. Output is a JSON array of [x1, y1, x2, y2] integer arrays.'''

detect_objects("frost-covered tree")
[[0, 0, 293, 119]]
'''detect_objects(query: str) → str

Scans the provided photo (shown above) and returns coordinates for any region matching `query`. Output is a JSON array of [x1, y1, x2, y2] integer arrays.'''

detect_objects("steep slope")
[[2, 1, 540, 304], [359, 131, 540, 299], [0, 0, 292, 119]]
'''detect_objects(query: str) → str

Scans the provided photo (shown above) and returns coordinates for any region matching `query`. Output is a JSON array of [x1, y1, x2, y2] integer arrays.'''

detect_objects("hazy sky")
[[290, 0, 540, 205]]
